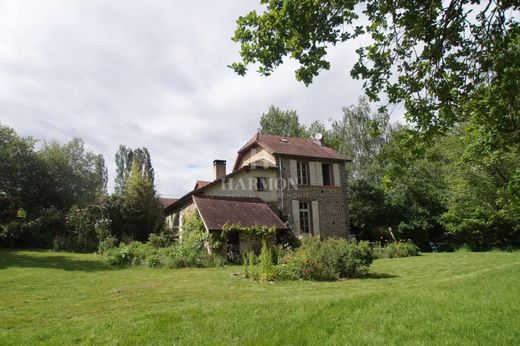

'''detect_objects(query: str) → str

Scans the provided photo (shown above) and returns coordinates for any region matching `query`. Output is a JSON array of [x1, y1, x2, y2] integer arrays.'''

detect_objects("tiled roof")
[[194, 180, 211, 191], [193, 196, 287, 231], [238, 133, 349, 161], [164, 166, 253, 214], [159, 198, 178, 208]]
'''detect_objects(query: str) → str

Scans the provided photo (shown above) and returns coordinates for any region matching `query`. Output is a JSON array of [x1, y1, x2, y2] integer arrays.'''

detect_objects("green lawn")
[[0, 250, 519, 345]]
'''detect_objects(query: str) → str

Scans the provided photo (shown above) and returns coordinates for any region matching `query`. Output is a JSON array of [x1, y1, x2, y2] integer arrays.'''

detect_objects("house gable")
[[233, 144, 277, 171]]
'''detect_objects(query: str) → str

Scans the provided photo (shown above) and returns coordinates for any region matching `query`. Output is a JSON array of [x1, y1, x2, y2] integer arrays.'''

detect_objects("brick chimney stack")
[[213, 160, 226, 180]]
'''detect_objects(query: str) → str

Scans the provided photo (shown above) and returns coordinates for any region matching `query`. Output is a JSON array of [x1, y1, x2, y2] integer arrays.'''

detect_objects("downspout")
[[278, 156, 283, 211]]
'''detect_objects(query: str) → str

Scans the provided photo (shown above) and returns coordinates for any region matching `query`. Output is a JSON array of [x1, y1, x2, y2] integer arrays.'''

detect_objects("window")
[[297, 161, 309, 185], [322, 163, 333, 186], [256, 177, 268, 191], [299, 201, 311, 234]]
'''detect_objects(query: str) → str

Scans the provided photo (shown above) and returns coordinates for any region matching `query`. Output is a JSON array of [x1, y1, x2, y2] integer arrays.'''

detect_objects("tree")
[[440, 126, 520, 247], [231, 1, 520, 145], [133, 147, 155, 187], [306, 120, 334, 144], [114, 145, 155, 194], [114, 145, 133, 195], [38, 138, 108, 210], [1, 124, 109, 248], [0, 124, 47, 215], [349, 125, 447, 246], [259, 105, 307, 137], [1, 126, 106, 216], [329, 97, 390, 178], [121, 161, 162, 241]]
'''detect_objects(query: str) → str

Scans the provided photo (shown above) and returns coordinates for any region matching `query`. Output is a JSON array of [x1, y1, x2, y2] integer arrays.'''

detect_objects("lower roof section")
[[193, 195, 287, 231]]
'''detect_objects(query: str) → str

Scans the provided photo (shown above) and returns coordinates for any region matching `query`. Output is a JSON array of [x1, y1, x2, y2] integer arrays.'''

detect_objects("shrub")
[[104, 241, 151, 266], [243, 251, 257, 279], [145, 254, 162, 268], [98, 236, 117, 253], [380, 241, 420, 258], [103, 239, 226, 269], [101, 208, 227, 269], [273, 261, 301, 281], [258, 239, 275, 281], [455, 243, 473, 252], [243, 237, 374, 281], [148, 233, 166, 248], [283, 238, 374, 281]]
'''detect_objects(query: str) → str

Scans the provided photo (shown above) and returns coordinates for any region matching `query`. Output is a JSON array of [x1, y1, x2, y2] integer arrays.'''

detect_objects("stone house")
[[164, 133, 351, 258]]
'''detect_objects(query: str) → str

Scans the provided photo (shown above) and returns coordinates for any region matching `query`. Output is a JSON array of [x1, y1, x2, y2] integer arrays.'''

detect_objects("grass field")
[[0, 249, 519, 345]]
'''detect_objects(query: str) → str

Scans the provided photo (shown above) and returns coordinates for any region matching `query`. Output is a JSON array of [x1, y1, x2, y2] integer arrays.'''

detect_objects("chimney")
[[213, 160, 226, 180]]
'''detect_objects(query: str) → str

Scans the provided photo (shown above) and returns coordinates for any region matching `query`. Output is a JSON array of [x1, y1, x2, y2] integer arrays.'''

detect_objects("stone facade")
[[277, 157, 350, 239], [165, 135, 351, 242], [238, 233, 275, 257]]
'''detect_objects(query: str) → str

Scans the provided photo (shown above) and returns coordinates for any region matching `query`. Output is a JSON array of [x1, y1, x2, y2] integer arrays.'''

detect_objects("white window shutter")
[[333, 163, 341, 187], [292, 200, 300, 234], [289, 159, 297, 187], [315, 162, 323, 186], [309, 161, 316, 185], [311, 200, 320, 237]]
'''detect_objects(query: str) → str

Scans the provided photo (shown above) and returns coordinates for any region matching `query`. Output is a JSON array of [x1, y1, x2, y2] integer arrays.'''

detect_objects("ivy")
[[221, 222, 277, 238]]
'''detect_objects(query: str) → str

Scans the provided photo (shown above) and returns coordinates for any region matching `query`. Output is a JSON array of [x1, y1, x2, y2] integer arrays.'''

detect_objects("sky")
[[0, 1, 404, 198]]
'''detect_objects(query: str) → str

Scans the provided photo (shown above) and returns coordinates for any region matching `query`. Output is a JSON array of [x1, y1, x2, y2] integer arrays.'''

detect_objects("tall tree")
[[231, 1, 519, 146], [259, 105, 307, 137], [306, 120, 329, 140], [122, 161, 162, 241], [114, 145, 133, 195], [132, 148, 155, 187], [114, 145, 155, 194], [330, 97, 390, 178]]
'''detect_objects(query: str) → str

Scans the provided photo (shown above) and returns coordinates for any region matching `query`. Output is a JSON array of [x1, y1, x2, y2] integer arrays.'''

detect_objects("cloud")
[[0, 0, 404, 197]]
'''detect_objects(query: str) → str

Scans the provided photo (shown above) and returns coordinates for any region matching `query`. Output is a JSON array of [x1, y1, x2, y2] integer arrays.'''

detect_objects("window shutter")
[[290, 159, 297, 187], [292, 200, 300, 234], [309, 162, 316, 185], [315, 162, 323, 186], [333, 163, 341, 187], [311, 200, 320, 237]]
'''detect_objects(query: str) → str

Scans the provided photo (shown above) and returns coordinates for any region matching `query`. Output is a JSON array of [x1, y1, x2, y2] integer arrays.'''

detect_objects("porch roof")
[[193, 196, 287, 231]]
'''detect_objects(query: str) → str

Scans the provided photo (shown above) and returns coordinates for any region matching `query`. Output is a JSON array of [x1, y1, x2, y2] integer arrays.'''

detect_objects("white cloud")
[[0, 0, 404, 197]]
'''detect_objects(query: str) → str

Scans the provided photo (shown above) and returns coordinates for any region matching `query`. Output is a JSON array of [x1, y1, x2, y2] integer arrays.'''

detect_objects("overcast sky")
[[0, 1, 404, 198]]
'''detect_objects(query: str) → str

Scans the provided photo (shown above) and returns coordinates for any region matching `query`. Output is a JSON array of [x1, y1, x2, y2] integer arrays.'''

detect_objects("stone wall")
[[278, 157, 350, 239], [238, 233, 275, 258]]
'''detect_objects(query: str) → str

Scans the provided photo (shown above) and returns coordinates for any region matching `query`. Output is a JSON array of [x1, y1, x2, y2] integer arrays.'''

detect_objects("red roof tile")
[[194, 180, 211, 191], [159, 198, 178, 208], [193, 196, 287, 231], [237, 133, 349, 165]]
